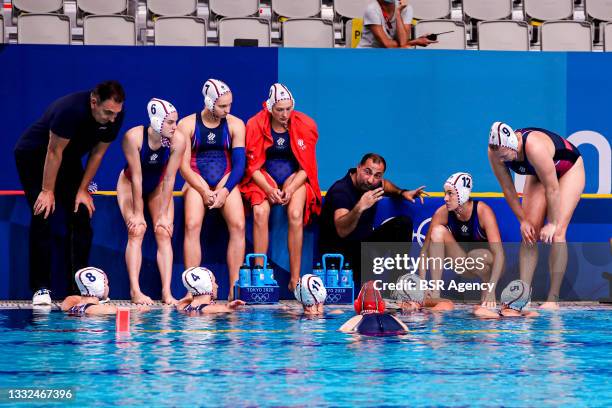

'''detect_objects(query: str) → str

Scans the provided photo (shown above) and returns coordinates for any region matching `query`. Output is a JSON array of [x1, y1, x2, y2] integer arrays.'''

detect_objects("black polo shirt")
[[15, 91, 124, 161], [319, 168, 378, 250]]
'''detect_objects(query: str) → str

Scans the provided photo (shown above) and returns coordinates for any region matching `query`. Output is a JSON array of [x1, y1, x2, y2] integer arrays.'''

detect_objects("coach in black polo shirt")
[[14, 81, 125, 305], [319, 153, 426, 284]]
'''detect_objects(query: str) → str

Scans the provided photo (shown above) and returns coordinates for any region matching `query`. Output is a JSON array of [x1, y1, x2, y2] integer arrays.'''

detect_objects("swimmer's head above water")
[[182, 267, 218, 302], [294, 274, 326, 315], [500, 279, 531, 312], [75, 267, 109, 300], [354, 281, 386, 315], [392, 273, 425, 311]]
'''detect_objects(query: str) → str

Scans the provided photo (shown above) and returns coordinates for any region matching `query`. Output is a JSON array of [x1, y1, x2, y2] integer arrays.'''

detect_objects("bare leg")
[[286, 185, 306, 291], [252, 200, 271, 266], [541, 157, 585, 309], [221, 188, 246, 300], [117, 172, 153, 305], [428, 225, 466, 298], [519, 176, 547, 291], [463, 248, 493, 303], [148, 188, 177, 305], [183, 186, 205, 268]]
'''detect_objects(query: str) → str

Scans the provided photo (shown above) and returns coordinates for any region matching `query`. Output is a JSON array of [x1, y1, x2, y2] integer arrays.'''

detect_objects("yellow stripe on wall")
[[94, 191, 612, 199]]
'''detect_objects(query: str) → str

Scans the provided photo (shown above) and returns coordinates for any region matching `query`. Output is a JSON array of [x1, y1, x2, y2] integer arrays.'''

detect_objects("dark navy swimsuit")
[[183, 302, 214, 313], [190, 113, 232, 188], [447, 200, 488, 243], [356, 313, 406, 336], [68, 303, 95, 316], [505, 128, 581, 179], [264, 128, 298, 186], [124, 127, 171, 197]]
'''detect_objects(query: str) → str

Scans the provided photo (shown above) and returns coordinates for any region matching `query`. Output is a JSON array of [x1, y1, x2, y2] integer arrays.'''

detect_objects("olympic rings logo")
[[326, 294, 342, 303], [251, 293, 271, 302]]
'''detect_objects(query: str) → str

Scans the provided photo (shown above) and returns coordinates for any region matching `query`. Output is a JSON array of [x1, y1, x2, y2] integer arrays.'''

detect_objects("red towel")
[[240, 105, 322, 225]]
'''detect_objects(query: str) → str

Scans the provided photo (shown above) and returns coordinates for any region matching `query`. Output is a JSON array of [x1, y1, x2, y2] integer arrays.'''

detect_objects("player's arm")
[[370, 25, 400, 48], [418, 207, 447, 279], [60, 296, 81, 311], [122, 127, 145, 219], [177, 116, 213, 198], [159, 129, 186, 217], [488, 148, 525, 222], [339, 315, 363, 333], [34, 132, 70, 218]]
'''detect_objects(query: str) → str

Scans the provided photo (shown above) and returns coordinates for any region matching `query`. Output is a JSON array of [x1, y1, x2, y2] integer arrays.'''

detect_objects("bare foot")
[[538, 301, 560, 310], [162, 295, 178, 305], [131, 292, 154, 305], [227, 289, 235, 302]]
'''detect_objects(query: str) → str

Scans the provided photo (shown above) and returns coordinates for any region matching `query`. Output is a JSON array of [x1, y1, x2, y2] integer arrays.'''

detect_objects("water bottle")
[[313, 262, 326, 282], [264, 263, 275, 285], [251, 265, 264, 286], [340, 262, 353, 287], [326, 263, 339, 287], [238, 263, 251, 287]]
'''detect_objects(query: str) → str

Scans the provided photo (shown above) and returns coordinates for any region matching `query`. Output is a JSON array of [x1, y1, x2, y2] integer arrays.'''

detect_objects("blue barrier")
[[1, 194, 609, 300]]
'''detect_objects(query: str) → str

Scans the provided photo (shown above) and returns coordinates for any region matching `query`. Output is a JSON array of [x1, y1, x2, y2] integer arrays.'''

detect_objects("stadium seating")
[[78, 0, 127, 16], [218, 17, 271, 47], [272, 0, 321, 18], [147, 0, 197, 17], [541, 20, 592, 51], [1, 0, 608, 50], [83, 15, 136, 45], [478, 20, 529, 51], [154, 16, 207, 46], [524, 0, 574, 21], [605, 21, 612, 51], [415, 19, 466, 49], [585, 0, 612, 22], [12, 0, 63, 14], [282, 18, 334, 48], [17, 13, 70, 44], [411, 0, 452, 20], [209, 0, 260, 18], [464, 0, 512, 21], [334, 0, 371, 19]]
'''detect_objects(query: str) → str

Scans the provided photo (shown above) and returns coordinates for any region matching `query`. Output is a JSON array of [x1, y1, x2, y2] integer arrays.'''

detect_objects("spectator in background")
[[14, 81, 125, 305], [318, 153, 427, 286], [358, 0, 436, 48]]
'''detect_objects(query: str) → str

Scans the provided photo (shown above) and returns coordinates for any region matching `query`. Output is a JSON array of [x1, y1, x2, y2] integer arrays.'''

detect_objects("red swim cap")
[[354, 281, 385, 315]]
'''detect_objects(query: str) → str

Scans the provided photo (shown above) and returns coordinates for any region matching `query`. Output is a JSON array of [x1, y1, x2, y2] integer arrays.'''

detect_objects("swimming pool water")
[[0, 306, 611, 407]]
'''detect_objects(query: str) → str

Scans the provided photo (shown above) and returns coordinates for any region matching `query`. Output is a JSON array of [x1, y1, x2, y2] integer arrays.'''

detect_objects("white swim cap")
[[444, 172, 473, 207], [203, 79, 231, 112], [75, 267, 108, 299], [294, 274, 327, 306], [489, 121, 518, 151], [392, 273, 425, 304], [147, 98, 176, 134], [501, 279, 531, 311], [182, 267, 215, 296], [266, 83, 295, 113]]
